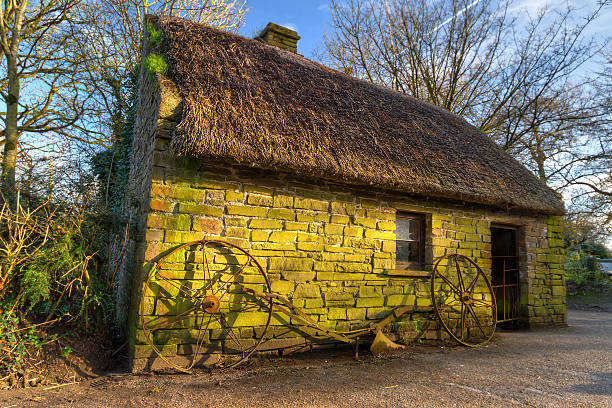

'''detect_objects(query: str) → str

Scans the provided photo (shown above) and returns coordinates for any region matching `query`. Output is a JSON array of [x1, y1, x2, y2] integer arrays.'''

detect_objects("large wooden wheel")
[[140, 239, 273, 372], [431, 254, 497, 347]]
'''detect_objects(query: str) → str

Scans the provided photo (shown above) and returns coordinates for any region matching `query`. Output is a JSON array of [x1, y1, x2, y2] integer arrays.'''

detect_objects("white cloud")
[[280, 22, 299, 32], [317, 3, 330, 12], [509, 0, 573, 16]]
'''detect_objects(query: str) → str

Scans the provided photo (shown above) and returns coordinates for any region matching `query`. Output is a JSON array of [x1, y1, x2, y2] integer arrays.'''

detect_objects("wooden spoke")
[[216, 313, 244, 351], [471, 298, 495, 308], [432, 254, 497, 347], [435, 269, 462, 296], [143, 305, 198, 331], [460, 304, 466, 340], [140, 239, 274, 372], [213, 257, 252, 298], [455, 256, 466, 292], [466, 304, 488, 338]]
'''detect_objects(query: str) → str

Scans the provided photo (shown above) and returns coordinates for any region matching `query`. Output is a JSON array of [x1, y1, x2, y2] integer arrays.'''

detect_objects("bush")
[[565, 250, 607, 286], [0, 193, 113, 331], [0, 308, 54, 388]]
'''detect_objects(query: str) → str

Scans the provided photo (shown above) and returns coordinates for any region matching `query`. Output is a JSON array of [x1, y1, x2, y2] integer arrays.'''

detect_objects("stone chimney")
[[256, 22, 300, 54]]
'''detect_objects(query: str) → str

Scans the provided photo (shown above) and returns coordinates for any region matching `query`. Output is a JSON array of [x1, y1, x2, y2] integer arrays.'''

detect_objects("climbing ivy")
[[91, 95, 136, 215]]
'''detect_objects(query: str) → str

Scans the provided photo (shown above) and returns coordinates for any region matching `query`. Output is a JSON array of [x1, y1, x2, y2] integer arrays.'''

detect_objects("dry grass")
[[149, 15, 564, 215]]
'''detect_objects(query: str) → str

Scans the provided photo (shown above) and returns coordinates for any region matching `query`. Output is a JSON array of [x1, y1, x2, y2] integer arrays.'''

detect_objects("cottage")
[[120, 16, 566, 371]]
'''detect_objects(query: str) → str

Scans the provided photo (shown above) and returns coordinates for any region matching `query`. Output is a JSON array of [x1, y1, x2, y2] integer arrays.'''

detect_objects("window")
[[396, 212, 425, 270]]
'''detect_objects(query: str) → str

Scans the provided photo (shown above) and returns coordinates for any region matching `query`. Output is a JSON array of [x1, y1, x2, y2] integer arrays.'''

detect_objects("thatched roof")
[[151, 16, 564, 215]]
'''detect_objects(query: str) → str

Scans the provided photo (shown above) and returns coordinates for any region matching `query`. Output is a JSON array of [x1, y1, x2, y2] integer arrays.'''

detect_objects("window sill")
[[384, 269, 431, 278]]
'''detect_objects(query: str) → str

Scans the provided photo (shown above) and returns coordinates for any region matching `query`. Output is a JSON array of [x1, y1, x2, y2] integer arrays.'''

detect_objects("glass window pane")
[[397, 218, 420, 240], [397, 240, 419, 264]]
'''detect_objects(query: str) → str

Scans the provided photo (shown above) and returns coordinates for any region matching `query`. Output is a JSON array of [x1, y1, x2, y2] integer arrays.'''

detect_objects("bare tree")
[[75, 0, 248, 142], [0, 0, 103, 199], [322, 0, 611, 233], [322, 0, 608, 147]]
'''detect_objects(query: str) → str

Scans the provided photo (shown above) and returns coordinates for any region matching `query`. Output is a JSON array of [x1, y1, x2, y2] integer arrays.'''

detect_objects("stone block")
[[269, 231, 297, 243], [552, 285, 566, 297], [305, 298, 324, 308], [367, 209, 394, 220], [382, 241, 396, 253], [147, 213, 191, 230], [163, 230, 202, 243], [324, 224, 344, 235], [269, 257, 314, 271], [252, 243, 296, 251], [251, 230, 269, 242], [347, 308, 366, 320], [296, 213, 314, 222], [373, 258, 394, 269], [377, 221, 396, 231], [132, 354, 220, 371], [246, 194, 273, 206], [356, 297, 384, 308], [337, 263, 371, 273], [297, 242, 324, 251], [344, 226, 364, 237], [225, 227, 249, 239], [269, 208, 295, 220], [225, 191, 244, 202], [294, 284, 321, 298], [314, 261, 335, 271], [192, 217, 223, 234], [271, 280, 294, 294], [146, 229, 164, 242], [226, 205, 267, 217], [150, 199, 174, 212], [280, 271, 317, 282], [297, 232, 318, 242], [151, 184, 205, 202], [227, 311, 273, 327], [325, 291, 354, 301], [366, 307, 393, 320], [250, 219, 283, 229], [328, 308, 347, 320], [330, 201, 355, 215], [345, 254, 368, 262], [294, 197, 328, 211], [366, 226, 395, 239], [386, 294, 416, 306], [273, 194, 294, 208], [358, 286, 382, 298], [330, 215, 350, 224], [243, 185, 273, 195], [285, 222, 308, 231], [416, 297, 432, 307], [353, 217, 377, 229], [345, 237, 381, 250]]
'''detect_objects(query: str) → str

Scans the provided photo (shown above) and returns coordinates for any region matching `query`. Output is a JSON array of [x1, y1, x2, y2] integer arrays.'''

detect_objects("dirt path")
[[2, 309, 611, 408]]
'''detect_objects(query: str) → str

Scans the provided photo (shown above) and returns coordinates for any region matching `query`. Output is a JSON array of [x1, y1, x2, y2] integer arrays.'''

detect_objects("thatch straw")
[[152, 16, 564, 215]]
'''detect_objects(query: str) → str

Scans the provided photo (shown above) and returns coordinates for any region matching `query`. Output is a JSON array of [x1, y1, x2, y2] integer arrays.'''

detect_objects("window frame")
[[395, 212, 426, 270]]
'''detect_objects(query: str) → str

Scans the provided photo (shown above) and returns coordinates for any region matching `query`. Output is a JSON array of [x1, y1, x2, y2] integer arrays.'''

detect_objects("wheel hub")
[[460, 291, 472, 304], [202, 295, 220, 314]]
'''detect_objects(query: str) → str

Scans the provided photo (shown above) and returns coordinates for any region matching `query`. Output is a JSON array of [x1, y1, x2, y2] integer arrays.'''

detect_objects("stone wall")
[[125, 79, 566, 370], [116, 68, 182, 333]]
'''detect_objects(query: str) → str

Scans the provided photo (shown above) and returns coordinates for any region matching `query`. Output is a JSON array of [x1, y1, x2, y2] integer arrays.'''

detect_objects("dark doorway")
[[491, 225, 520, 324]]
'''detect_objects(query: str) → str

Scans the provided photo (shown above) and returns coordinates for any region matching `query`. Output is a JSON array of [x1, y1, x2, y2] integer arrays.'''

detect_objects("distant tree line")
[[320, 0, 612, 241]]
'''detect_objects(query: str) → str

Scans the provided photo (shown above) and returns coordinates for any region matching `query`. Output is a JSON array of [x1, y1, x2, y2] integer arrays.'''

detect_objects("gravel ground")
[[1, 309, 611, 408]]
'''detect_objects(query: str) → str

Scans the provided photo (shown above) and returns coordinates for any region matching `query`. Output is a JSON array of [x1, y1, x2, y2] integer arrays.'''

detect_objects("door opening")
[[491, 225, 520, 324]]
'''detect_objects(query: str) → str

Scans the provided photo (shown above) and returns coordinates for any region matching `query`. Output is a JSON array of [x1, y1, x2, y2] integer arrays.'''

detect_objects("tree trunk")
[[2, 55, 19, 204]]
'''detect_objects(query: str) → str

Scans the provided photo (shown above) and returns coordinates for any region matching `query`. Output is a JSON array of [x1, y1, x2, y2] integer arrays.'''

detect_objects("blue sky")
[[239, 0, 612, 71], [239, 1, 331, 59]]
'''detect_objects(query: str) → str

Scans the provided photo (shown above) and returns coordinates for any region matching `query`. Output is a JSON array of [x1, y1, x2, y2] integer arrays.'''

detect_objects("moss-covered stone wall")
[[125, 80, 565, 371]]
